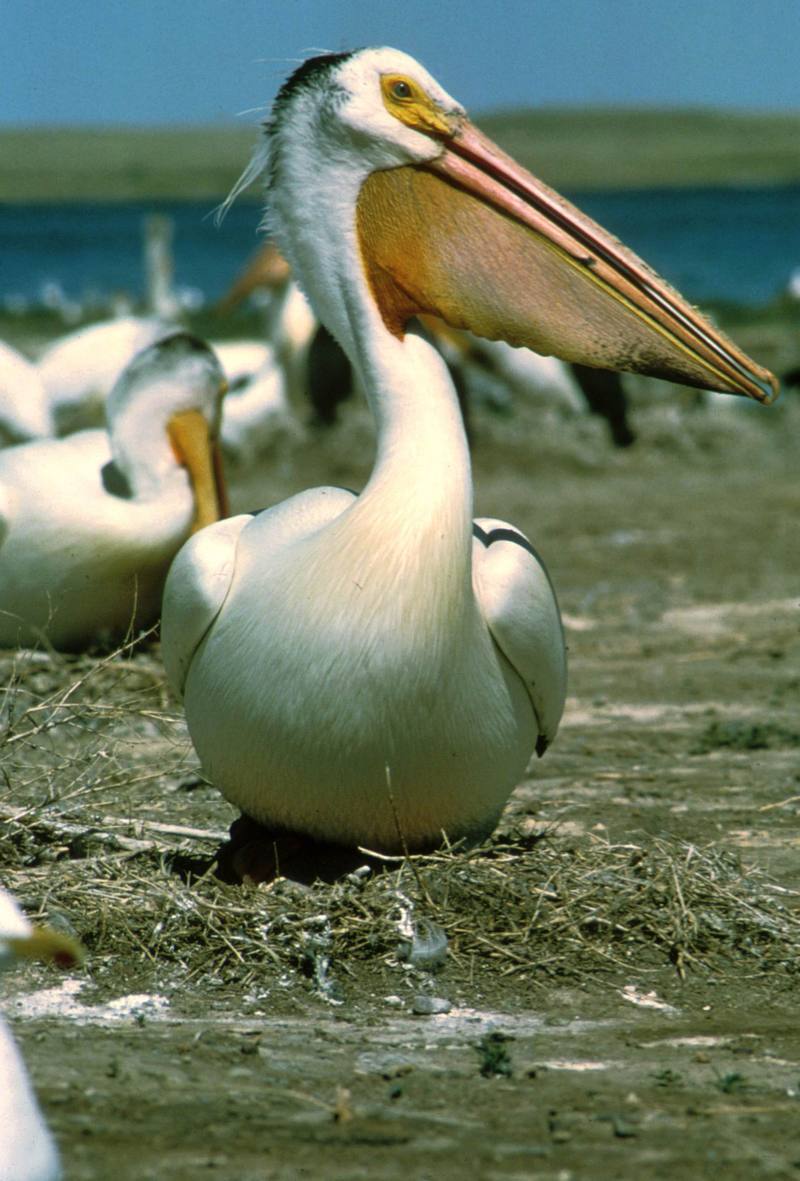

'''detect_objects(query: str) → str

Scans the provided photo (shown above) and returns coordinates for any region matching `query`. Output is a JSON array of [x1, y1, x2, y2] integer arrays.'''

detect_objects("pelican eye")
[[380, 74, 453, 137], [381, 73, 421, 107]]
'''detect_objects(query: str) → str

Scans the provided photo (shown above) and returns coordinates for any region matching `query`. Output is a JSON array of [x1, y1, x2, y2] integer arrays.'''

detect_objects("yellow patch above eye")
[[380, 74, 454, 138]]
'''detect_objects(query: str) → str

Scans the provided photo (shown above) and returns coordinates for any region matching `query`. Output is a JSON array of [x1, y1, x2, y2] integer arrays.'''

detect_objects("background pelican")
[[214, 340, 291, 463], [162, 49, 776, 878], [0, 333, 227, 650], [0, 340, 53, 446], [216, 247, 319, 413], [36, 315, 177, 435]]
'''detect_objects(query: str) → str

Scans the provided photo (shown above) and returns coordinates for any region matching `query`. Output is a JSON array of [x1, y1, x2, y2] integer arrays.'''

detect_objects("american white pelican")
[[213, 341, 291, 462], [0, 333, 227, 651], [469, 338, 584, 414], [446, 338, 635, 447], [1, 887, 83, 1181], [162, 49, 777, 875], [36, 316, 176, 435], [212, 340, 274, 381], [0, 341, 53, 445], [217, 247, 318, 412]]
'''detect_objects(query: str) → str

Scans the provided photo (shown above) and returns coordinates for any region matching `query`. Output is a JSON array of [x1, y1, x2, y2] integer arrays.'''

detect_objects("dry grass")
[[0, 636, 186, 817], [2, 643, 799, 1008]]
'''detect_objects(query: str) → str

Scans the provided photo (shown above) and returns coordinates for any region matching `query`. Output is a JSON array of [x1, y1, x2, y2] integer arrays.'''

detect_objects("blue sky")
[[5, 0, 798, 126]]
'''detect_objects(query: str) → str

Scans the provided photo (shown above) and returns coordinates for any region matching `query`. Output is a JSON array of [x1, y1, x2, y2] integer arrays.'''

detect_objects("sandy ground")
[[1, 361, 799, 1180]]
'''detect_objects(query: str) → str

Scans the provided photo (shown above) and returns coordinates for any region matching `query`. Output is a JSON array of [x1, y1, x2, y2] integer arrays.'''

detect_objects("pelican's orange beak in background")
[[215, 240, 293, 315], [357, 115, 778, 404], [8, 923, 85, 970], [167, 401, 230, 532]]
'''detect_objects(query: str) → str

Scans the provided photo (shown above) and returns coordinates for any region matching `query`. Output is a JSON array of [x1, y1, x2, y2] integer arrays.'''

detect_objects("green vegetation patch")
[[480, 106, 800, 192], [3, 107, 800, 203], [691, 718, 800, 754]]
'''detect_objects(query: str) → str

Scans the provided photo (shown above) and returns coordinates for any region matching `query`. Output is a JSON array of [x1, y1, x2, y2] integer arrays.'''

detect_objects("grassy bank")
[[3, 107, 800, 202], [480, 107, 800, 191], [0, 126, 257, 203]]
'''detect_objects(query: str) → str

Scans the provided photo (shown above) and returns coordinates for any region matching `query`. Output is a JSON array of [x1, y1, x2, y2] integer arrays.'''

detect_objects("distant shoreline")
[[3, 108, 800, 201]]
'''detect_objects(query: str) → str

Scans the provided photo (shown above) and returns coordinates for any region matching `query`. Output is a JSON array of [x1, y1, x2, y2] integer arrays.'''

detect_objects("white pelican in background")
[[466, 340, 636, 447], [469, 338, 584, 414], [0, 334, 227, 651], [270, 280, 322, 408], [1, 887, 83, 1181], [36, 316, 176, 435], [211, 340, 274, 382], [217, 245, 317, 410], [0, 341, 53, 445], [163, 49, 777, 875], [211, 340, 292, 462]]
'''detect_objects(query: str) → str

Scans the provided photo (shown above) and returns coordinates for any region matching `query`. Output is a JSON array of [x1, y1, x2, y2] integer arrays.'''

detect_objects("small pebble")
[[411, 995, 452, 1015], [611, 1117, 637, 1139]]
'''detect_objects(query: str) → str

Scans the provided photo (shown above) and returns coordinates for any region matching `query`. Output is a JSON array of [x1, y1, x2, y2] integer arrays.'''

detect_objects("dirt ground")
[[2, 332, 799, 1180]]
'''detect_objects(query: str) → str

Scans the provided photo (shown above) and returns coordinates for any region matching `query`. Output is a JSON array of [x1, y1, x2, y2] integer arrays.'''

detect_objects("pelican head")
[[0, 889, 82, 1181], [261, 47, 777, 405], [1, 889, 83, 974], [106, 332, 229, 530], [269, 48, 460, 177]]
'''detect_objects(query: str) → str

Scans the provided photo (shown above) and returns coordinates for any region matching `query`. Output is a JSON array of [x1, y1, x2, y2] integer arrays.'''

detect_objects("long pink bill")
[[430, 120, 778, 403]]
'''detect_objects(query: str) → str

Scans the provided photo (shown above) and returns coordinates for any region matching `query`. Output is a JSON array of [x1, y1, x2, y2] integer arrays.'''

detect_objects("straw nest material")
[[2, 644, 799, 1007]]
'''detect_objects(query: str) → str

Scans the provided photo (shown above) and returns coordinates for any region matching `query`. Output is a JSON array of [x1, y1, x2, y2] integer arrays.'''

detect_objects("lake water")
[[2, 185, 799, 312]]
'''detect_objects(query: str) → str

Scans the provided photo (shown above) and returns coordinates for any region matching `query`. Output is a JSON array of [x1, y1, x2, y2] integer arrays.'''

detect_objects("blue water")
[[2, 185, 799, 310]]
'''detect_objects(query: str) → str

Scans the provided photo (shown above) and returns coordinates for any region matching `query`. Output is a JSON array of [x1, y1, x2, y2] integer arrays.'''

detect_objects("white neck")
[[271, 160, 473, 566], [355, 326, 472, 527]]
